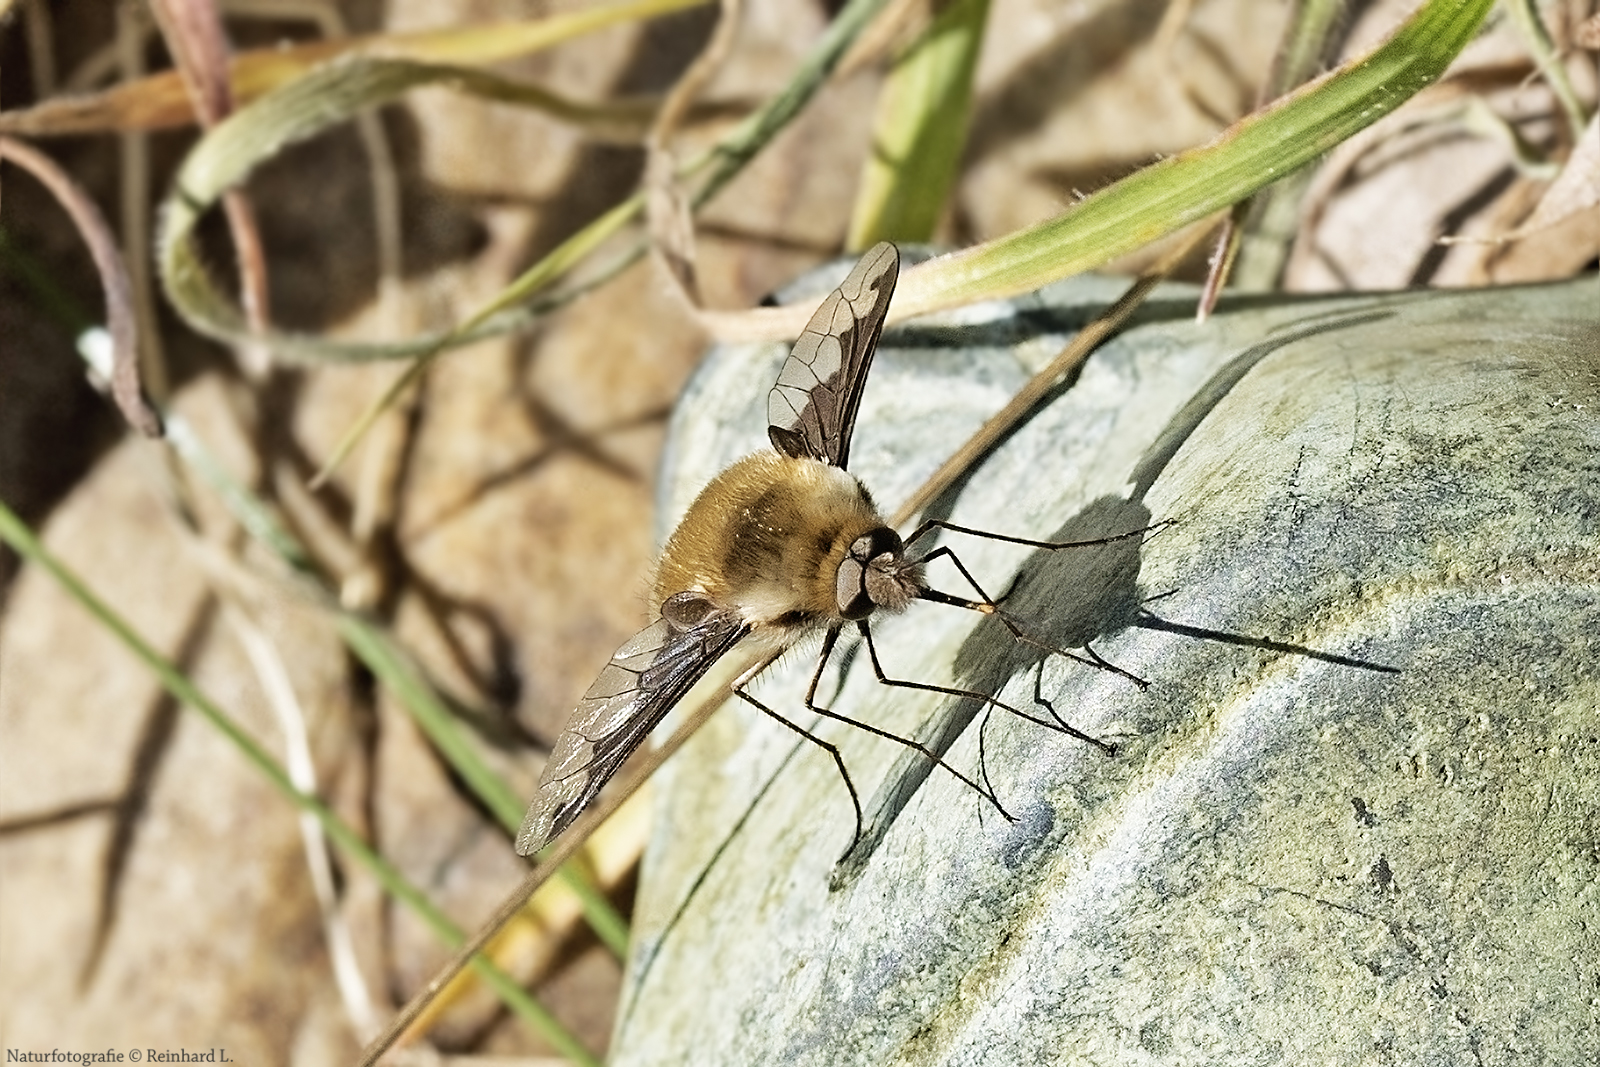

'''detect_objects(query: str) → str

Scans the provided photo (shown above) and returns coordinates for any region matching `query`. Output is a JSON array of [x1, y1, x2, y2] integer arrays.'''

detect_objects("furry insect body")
[[514, 242, 1142, 859], [655, 451, 924, 635]]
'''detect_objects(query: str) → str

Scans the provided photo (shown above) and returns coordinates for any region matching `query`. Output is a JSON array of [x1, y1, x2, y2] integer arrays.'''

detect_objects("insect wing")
[[515, 607, 750, 855], [768, 241, 900, 469]]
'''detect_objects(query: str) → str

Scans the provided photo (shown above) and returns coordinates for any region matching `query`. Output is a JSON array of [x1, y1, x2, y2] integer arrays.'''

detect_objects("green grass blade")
[[891, 0, 1495, 318], [0, 501, 599, 1067], [1229, 0, 1349, 291], [335, 615, 631, 956], [682, 0, 890, 207], [1503, 0, 1589, 143], [71, 334, 632, 959], [310, 0, 890, 480], [846, 0, 989, 249]]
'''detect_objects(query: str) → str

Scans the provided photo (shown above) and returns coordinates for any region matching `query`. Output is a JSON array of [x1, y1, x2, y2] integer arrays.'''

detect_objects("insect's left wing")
[[515, 596, 750, 855], [768, 241, 900, 469]]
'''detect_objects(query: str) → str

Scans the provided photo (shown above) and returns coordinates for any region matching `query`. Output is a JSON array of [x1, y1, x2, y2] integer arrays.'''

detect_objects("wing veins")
[[768, 242, 899, 468], [515, 609, 749, 854]]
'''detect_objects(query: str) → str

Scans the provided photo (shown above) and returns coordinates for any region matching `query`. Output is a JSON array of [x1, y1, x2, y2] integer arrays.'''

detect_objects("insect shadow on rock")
[[828, 494, 1161, 887], [515, 243, 1165, 863]]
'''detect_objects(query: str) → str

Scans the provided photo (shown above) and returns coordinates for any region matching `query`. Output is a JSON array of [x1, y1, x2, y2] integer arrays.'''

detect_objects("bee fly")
[[516, 242, 1155, 858]]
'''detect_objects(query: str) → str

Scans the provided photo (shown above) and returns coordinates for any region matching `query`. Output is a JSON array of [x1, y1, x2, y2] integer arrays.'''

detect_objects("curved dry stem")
[[0, 135, 161, 436]]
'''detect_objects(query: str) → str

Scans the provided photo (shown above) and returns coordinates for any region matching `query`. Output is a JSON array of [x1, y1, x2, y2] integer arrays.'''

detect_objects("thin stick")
[[890, 226, 1212, 528], [353, 645, 764, 1067]]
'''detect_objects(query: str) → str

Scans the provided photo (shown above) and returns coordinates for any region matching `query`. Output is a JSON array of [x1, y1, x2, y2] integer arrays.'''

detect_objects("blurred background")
[[1, 0, 1594, 1062]]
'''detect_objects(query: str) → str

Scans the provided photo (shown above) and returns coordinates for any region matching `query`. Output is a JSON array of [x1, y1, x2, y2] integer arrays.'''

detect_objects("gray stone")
[[612, 263, 1600, 1067]]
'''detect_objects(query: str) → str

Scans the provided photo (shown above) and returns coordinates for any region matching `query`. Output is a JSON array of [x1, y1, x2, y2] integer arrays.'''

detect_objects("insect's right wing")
[[767, 241, 900, 470], [514, 597, 750, 855]]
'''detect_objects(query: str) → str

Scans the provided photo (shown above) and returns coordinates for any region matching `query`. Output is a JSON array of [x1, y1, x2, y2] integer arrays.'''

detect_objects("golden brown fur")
[[654, 452, 887, 629]]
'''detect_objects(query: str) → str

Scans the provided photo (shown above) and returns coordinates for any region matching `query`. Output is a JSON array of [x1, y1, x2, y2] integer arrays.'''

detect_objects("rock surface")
[[612, 265, 1600, 1066]]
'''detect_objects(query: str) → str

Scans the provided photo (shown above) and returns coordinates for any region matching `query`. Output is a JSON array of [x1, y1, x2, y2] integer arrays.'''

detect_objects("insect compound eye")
[[835, 527, 906, 620], [860, 527, 903, 561], [835, 553, 871, 619], [661, 590, 716, 632]]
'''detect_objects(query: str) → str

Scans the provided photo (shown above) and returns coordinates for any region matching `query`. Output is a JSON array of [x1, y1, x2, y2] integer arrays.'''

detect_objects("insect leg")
[[903, 517, 1174, 552], [1026, 654, 1105, 744], [731, 629, 866, 855], [860, 600, 1116, 754], [916, 542, 1151, 692], [795, 623, 1017, 823], [976, 701, 1001, 816]]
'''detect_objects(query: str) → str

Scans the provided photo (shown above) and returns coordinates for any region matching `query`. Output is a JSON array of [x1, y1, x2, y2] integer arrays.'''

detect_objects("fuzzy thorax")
[[653, 452, 924, 631]]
